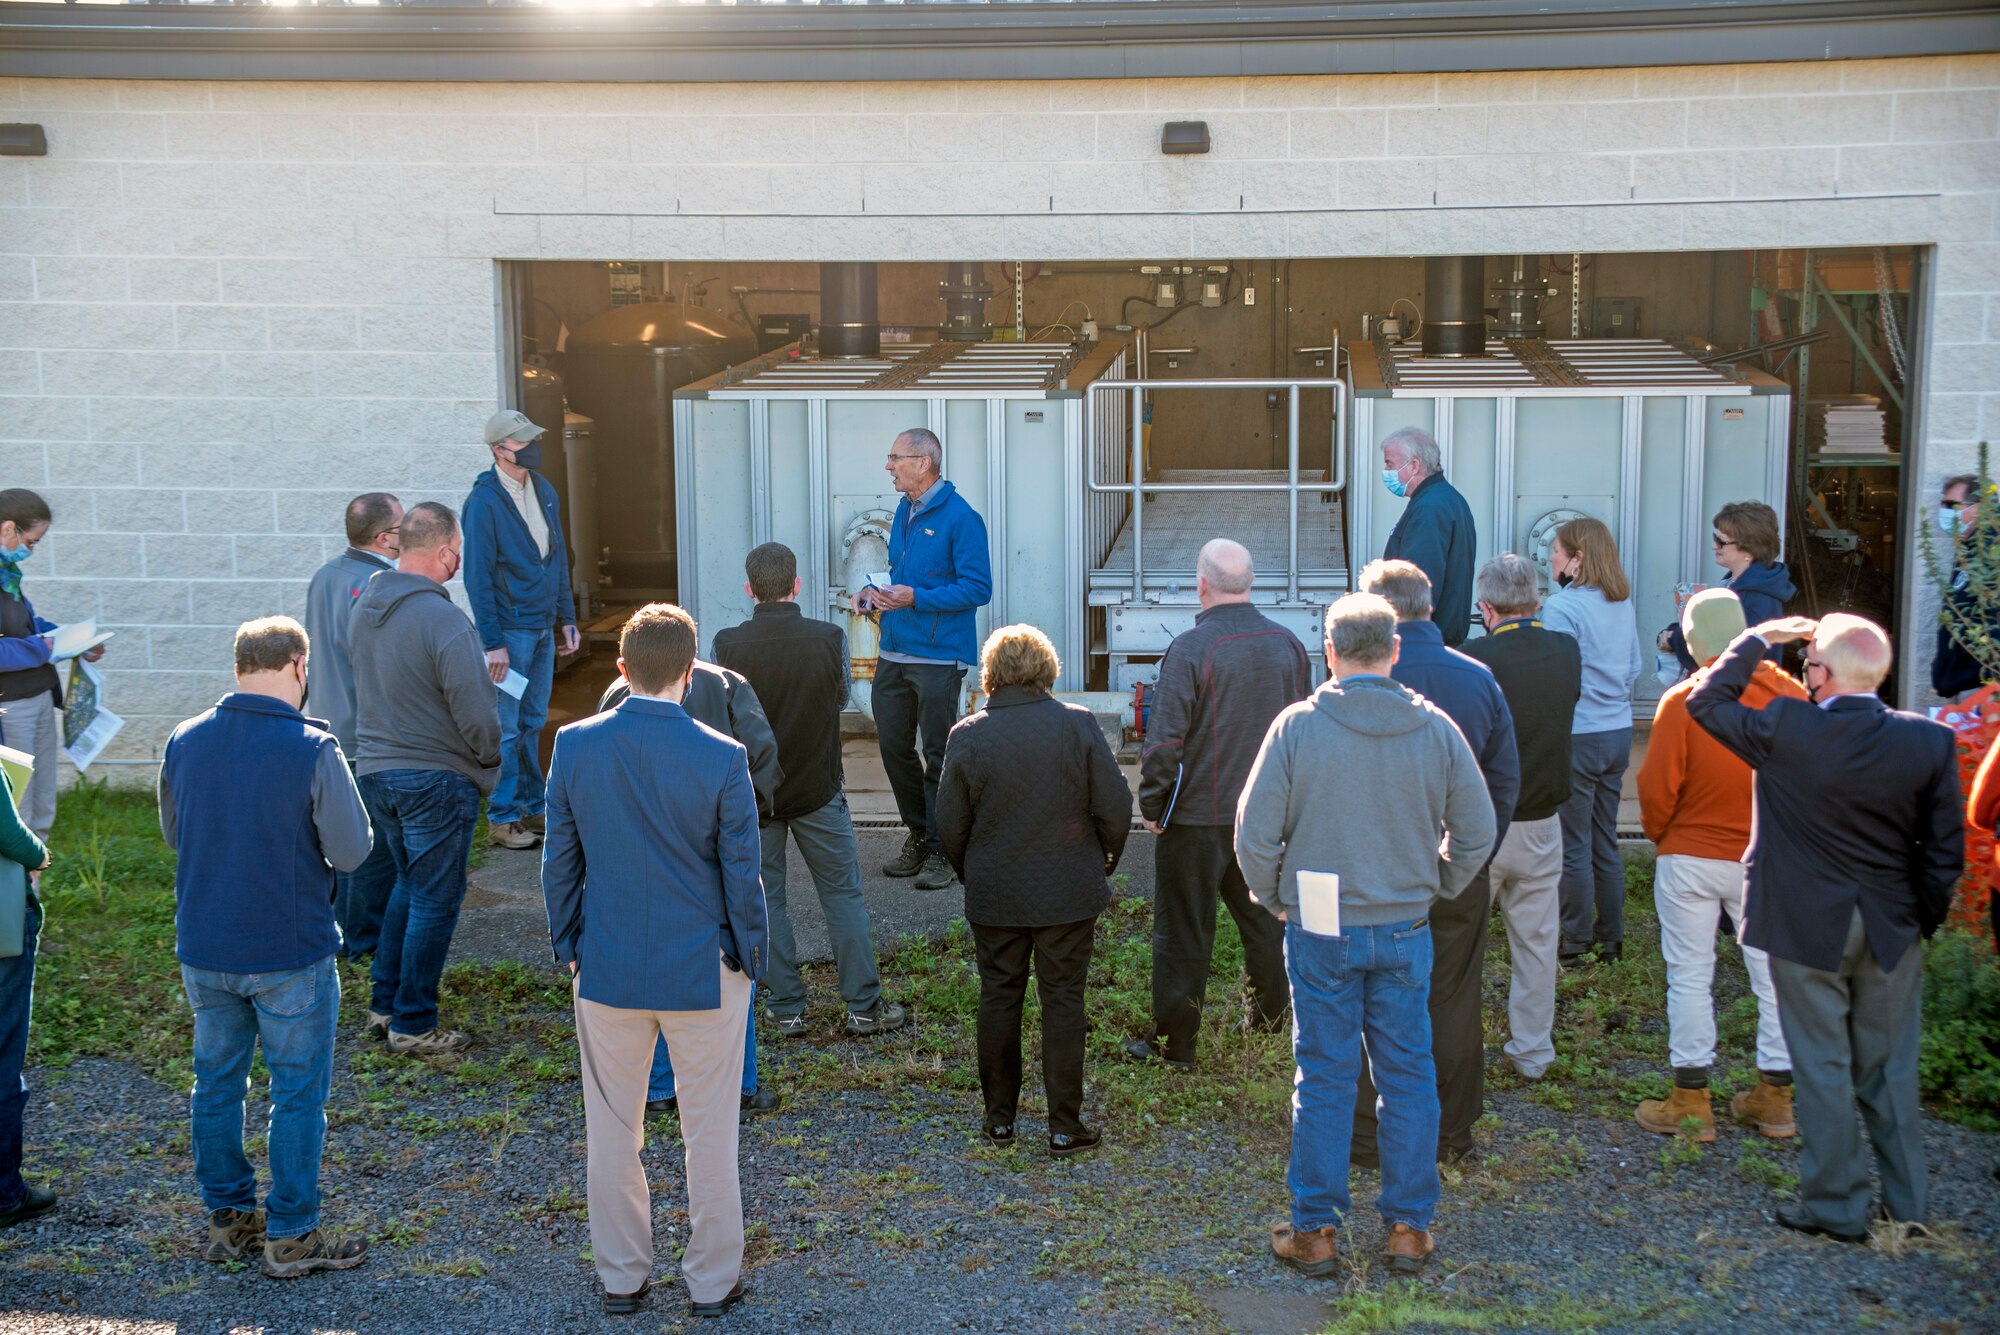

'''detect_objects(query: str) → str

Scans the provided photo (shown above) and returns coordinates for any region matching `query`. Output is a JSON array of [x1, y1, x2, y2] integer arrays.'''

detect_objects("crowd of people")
[[0, 419, 1974, 1316]]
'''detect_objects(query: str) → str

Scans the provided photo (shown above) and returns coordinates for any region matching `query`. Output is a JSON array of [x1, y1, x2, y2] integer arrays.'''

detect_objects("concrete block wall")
[[1, 54, 1995, 761]]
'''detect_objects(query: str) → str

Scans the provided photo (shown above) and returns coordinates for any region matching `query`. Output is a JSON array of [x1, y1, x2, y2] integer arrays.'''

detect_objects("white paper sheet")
[[867, 571, 892, 589], [47, 619, 115, 661], [1296, 870, 1342, 937], [496, 669, 530, 699]]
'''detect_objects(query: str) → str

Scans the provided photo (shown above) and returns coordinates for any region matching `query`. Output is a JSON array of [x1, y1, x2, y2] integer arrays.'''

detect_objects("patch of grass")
[[1318, 1289, 1646, 1334], [1734, 1140, 1798, 1194], [1919, 928, 2000, 1131]]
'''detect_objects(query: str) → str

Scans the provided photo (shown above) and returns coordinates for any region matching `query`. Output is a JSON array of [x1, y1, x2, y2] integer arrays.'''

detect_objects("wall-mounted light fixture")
[[1160, 121, 1210, 156], [0, 125, 47, 157]]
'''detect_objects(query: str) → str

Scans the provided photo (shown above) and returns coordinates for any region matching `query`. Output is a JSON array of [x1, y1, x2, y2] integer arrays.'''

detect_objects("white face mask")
[[1941, 505, 1961, 534]]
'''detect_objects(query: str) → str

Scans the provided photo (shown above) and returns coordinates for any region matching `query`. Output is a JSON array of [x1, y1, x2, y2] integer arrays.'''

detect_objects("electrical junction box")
[[1594, 297, 1641, 338]]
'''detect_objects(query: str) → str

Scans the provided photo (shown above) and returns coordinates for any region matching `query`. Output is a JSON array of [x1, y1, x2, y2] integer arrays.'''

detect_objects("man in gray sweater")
[[1237, 592, 1494, 1281], [349, 501, 502, 1056]]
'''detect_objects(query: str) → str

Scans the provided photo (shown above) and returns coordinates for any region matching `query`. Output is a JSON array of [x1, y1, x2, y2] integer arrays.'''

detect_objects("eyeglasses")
[[1803, 656, 1826, 673], [886, 452, 925, 464], [1943, 497, 1967, 510], [1711, 533, 1735, 548]]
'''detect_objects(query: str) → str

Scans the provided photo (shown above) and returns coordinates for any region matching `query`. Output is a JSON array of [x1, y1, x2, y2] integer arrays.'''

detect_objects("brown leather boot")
[[1730, 1078, 1798, 1138], [1385, 1221, 1435, 1275], [1270, 1222, 1338, 1277], [1635, 1084, 1716, 1141]]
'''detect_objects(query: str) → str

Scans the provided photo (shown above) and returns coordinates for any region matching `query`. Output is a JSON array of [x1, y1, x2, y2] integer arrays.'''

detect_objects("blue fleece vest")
[[166, 694, 340, 974]]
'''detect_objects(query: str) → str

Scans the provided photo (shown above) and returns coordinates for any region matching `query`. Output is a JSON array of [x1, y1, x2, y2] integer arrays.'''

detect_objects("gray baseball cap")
[[483, 409, 546, 446]]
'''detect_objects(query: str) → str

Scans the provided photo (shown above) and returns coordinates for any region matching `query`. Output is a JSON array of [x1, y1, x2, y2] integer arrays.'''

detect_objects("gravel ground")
[[1, 833, 1994, 1334]]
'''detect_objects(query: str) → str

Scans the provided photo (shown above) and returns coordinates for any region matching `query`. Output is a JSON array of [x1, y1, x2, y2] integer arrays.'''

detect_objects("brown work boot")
[[1269, 1222, 1338, 1278], [488, 821, 540, 850], [260, 1228, 368, 1279], [521, 812, 546, 835], [1385, 1221, 1435, 1275], [1731, 1078, 1798, 1139], [1635, 1084, 1716, 1142]]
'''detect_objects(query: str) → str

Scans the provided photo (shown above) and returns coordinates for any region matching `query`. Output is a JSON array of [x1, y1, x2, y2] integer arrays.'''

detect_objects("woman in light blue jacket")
[[1542, 517, 1642, 965]]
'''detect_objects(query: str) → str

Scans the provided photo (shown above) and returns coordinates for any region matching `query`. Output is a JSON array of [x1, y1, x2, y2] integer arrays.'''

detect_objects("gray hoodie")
[[1235, 674, 1495, 928], [302, 546, 393, 753], [349, 570, 503, 795]]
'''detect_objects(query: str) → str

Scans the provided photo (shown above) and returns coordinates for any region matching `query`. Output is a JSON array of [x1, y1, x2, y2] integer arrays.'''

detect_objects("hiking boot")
[[488, 822, 540, 851], [741, 1085, 782, 1117], [203, 1207, 265, 1261], [1121, 1037, 1195, 1071], [913, 854, 957, 892], [766, 1010, 810, 1039], [387, 1027, 472, 1057], [1385, 1222, 1435, 1275], [260, 1228, 368, 1279], [363, 1011, 390, 1041], [883, 830, 928, 878], [521, 812, 546, 835], [1270, 1222, 1337, 1278], [844, 1001, 907, 1036], [1635, 1084, 1715, 1142], [1731, 1078, 1798, 1139], [0, 1183, 56, 1231]]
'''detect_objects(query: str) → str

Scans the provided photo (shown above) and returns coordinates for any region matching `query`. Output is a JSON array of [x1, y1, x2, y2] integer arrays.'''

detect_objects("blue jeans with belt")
[[0, 897, 40, 1214], [1285, 916, 1439, 1235], [182, 957, 340, 1240]]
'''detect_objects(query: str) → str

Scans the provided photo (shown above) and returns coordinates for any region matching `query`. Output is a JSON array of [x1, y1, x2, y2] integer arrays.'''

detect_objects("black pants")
[[1352, 866, 1490, 1166], [873, 658, 964, 853], [972, 917, 1096, 1136], [1149, 823, 1290, 1062]]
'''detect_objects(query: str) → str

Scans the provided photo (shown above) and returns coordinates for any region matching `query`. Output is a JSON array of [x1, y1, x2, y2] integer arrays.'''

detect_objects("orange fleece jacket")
[[1639, 658, 1810, 860]]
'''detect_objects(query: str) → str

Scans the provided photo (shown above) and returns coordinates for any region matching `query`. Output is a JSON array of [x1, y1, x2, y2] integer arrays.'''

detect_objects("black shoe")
[[0, 1183, 56, 1230], [1122, 1037, 1194, 1071], [1559, 947, 1595, 970], [741, 1085, 782, 1117], [603, 1279, 651, 1316], [1050, 1127, 1102, 1158], [689, 1280, 746, 1318], [1595, 941, 1624, 964], [1775, 1202, 1866, 1243], [883, 830, 928, 878], [913, 853, 957, 892], [982, 1123, 1016, 1147], [646, 1098, 678, 1117]]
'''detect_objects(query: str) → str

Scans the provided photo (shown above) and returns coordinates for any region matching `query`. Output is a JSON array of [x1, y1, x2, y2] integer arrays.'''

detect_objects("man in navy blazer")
[[541, 602, 767, 1320], [1688, 613, 1961, 1243], [1351, 560, 1519, 1169]]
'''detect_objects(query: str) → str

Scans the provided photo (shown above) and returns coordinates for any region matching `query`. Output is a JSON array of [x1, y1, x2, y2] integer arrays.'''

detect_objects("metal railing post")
[[1287, 383, 1300, 602], [1130, 382, 1145, 601]]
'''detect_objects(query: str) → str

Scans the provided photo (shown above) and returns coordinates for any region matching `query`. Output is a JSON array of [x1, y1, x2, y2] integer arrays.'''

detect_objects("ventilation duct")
[[818, 262, 880, 359], [1422, 256, 1488, 358]]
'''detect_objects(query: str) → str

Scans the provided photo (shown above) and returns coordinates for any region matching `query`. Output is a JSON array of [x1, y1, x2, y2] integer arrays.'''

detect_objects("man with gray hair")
[[857, 426, 993, 892], [1380, 427, 1477, 646], [1689, 613, 1960, 1242], [1129, 538, 1309, 1069], [1460, 553, 1581, 1082], [1238, 592, 1494, 1279]]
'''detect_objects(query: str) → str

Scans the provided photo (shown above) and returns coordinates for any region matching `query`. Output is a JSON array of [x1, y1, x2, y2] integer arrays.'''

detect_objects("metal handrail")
[[1082, 375, 1349, 603]]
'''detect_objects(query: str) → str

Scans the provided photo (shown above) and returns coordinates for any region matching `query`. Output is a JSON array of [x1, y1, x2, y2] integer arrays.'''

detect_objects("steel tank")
[[560, 303, 756, 596]]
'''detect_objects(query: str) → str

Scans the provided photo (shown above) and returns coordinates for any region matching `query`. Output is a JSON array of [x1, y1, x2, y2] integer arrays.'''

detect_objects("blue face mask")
[[507, 441, 543, 472], [1381, 467, 1407, 499], [0, 544, 31, 564]]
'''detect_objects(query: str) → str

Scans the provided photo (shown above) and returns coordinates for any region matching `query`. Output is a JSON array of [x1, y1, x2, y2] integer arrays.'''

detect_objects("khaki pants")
[[1490, 815, 1562, 1078], [574, 959, 750, 1303]]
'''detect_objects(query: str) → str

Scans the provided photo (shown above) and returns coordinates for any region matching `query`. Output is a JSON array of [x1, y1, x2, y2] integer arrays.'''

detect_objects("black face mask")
[[508, 441, 543, 471], [1555, 571, 1575, 589]]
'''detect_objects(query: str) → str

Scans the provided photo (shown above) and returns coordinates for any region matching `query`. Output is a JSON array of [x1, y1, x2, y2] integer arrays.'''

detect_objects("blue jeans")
[[0, 896, 41, 1214], [488, 628, 555, 827], [761, 794, 882, 1017], [361, 769, 482, 1036], [1558, 726, 1633, 951], [650, 983, 757, 1100], [1285, 917, 1439, 1234], [334, 774, 398, 959], [182, 957, 339, 1240]]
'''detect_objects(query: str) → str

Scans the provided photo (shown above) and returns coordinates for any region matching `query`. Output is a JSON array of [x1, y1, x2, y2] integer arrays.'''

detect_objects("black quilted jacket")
[[936, 685, 1133, 928]]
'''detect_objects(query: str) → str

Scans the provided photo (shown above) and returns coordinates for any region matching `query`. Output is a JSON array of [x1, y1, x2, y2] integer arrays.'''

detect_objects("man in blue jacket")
[[542, 602, 767, 1320], [1381, 427, 1478, 646], [464, 409, 579, 852], [1352, 560, 1519, 1169], [160, 616, 375, 1280], [855, 427, 993, 892]]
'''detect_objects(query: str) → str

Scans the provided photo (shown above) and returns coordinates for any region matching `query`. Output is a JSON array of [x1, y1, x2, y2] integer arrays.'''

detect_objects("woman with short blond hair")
[[935, 624, 1131, 1157], [1544, 517, 1642, 965]]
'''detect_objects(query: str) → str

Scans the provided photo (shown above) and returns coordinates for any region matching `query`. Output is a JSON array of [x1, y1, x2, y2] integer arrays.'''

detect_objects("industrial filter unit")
[[1348, 336, 1792, 711], [672, 340, 1131, 701], [559, 302, 757, 597]]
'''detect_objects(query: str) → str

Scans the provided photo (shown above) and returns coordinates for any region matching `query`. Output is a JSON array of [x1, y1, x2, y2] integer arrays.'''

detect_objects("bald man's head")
[[1197, 539, 1255, 604], [1812, 613, 1893, 694]]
